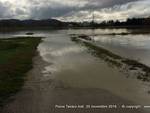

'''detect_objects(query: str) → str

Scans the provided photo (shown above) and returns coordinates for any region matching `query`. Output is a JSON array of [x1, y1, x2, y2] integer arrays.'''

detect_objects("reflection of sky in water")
[[50, 46, 85, 57], [38, 34, 86, 75], [92, 34, 150, 66], [67, 28, 128, 35], [94, 34, 150, 49], [38, 31, 150, 108], [42, 46, 85, 74], [1, 29, 150, 66]]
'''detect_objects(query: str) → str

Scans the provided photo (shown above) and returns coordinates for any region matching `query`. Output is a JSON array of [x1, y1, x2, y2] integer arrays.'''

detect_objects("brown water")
[[1, 29, 150, 113]]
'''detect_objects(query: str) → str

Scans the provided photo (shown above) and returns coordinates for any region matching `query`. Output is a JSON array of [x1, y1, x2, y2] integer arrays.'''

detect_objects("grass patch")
[[0, 37, 42, 107]]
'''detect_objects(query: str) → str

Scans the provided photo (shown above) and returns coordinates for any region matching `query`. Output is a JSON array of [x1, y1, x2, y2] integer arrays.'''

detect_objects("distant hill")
[[0, 19, 68, 29]]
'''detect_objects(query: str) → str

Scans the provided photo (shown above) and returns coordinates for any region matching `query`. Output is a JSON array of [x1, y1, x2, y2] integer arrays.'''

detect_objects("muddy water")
[[90, 34, 150, 67], [1, 29, 150, 113]]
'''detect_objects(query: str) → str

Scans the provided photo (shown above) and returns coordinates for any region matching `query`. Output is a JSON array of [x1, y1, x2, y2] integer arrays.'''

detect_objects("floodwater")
[[1, 29, 150, 113]]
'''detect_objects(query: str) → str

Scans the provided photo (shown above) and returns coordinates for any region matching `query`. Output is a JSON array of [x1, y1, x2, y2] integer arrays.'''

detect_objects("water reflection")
[[1, 29, 150, 112], [91, 34, 150, 66], [50, 46, 85, 57], [93, 35, 150, 49], [67, 28, 129, 36]]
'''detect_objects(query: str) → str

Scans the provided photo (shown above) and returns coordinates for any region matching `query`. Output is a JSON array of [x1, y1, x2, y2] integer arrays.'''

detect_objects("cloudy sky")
[[0, 0, 150, 22]]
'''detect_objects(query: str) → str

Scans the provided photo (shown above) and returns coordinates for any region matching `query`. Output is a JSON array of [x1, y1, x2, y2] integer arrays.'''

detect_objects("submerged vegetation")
[[71, 34, 150, 82], [0, 37, 42, 107]]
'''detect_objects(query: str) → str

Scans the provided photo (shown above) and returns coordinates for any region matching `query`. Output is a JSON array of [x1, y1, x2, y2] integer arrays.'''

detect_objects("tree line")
[[0, 17, 150, 29]]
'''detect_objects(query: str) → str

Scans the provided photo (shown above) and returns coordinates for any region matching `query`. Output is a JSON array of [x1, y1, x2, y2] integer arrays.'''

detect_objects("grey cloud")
[[29, 0, 138, 19], [0, 1, 13, 19], [29, 4, 77, 19], [15, 8, 26, 15], [60, 0, 150, 22], [82, 0, 137, 10], [0, 1, 29, 19], [28, 0, 87, 19], [0, 0, 149, 22]]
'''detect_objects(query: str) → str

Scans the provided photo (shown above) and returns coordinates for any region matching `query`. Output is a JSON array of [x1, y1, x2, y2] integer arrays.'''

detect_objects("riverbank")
[[0, 37, 42, 108]]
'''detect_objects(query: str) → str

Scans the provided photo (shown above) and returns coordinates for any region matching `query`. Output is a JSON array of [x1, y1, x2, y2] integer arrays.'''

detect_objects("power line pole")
[[91, 11, 95, 28], [92, 11, 95, 24]]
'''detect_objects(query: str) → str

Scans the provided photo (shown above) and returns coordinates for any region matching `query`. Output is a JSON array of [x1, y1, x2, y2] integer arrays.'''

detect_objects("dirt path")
[[1, 54, 148, 113]]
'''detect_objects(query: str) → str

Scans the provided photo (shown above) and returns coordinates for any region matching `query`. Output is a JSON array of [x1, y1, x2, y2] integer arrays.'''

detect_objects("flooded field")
[[1, 29, 150, 113]]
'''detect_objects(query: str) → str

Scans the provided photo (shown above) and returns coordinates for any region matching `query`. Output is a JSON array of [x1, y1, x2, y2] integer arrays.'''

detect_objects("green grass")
[[0, 37, 42, 107]]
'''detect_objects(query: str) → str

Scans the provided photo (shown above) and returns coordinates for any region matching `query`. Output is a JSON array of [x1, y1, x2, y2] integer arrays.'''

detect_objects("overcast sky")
[[0, 0, 150, 22]]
